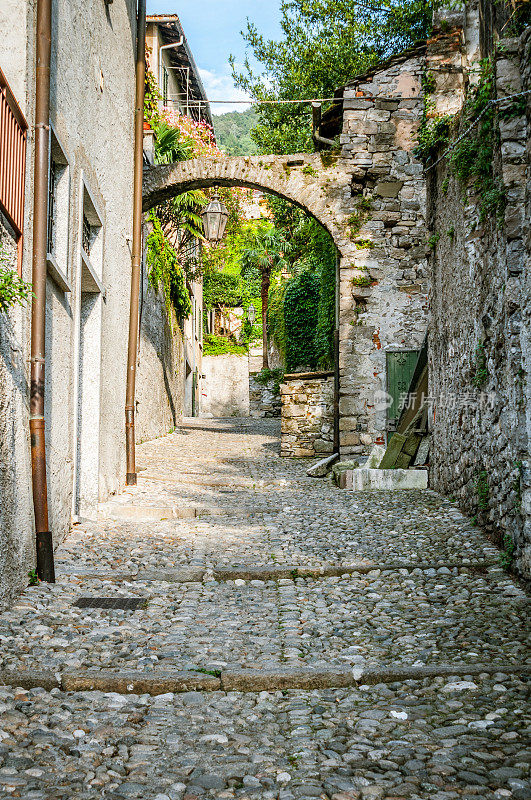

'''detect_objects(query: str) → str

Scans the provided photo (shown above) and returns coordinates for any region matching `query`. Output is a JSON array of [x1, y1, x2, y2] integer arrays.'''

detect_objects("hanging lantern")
[[247, 304, 256, 325], [201, 191, 229, 242]]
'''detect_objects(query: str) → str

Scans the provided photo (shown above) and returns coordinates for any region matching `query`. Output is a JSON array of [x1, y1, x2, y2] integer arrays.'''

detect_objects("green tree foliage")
[[213, 110, 259, 156], [230, 0, 431, 155], [201, 195, 264, 346], [284, 270, 320, 371], [203, 269, 241, 310], [314, 230, 337, 368], [241, 222, 289, 368]]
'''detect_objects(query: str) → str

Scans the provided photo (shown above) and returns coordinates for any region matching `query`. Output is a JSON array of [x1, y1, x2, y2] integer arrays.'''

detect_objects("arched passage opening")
[[140, 153, 345, 454], [142, 153, 350, 256]]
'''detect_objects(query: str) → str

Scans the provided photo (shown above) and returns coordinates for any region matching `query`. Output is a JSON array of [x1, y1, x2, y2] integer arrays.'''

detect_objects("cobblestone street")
[[0, 418, 529, 800]]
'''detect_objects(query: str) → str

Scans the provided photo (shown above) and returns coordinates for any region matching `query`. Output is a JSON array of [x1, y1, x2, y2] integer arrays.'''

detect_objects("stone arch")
[[142, 153, 353, 257]]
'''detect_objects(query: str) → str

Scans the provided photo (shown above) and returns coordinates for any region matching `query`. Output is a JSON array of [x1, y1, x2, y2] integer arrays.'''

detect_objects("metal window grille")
[[47, 161, 56, 255], [82, 213, 91, 255], [0, 68, 28, 273]]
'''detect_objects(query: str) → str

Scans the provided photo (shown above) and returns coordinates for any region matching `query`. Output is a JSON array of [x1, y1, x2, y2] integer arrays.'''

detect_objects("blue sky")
[[147, 1, 283, 113]]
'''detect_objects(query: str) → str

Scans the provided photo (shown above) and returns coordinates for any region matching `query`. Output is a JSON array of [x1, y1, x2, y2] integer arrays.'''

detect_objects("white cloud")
[[198, 68, 252, 115]]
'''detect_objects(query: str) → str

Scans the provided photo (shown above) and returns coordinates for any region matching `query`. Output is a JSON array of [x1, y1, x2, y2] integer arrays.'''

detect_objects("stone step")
[[338, 467, 428, 490], [97, 503, 197, 521], [79, 559, 498, 584], [2, 661, 530, 696]]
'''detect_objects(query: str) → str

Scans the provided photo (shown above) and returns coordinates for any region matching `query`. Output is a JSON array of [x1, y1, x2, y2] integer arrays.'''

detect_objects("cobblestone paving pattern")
[[0, 419, 529, 799]]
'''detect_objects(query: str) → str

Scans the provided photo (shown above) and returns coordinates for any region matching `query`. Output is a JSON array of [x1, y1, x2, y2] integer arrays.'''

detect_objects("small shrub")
[[499, 533, 516, 570], [254, 367, 284, 394], [28, 570, 40, 587], [475, 469, 489, 511], [353, 238, 375, 250], [472, 340, 488, 387], [352, 274, 372, 288], [0, 246, 33, 313]]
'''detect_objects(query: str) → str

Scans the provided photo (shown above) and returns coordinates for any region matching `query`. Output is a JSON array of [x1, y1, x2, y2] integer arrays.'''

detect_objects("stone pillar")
[[280, 374, 334, 457]]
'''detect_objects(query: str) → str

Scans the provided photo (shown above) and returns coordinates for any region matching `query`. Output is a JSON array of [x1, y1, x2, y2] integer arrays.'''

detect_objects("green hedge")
[[203, 334, 248, 356], [284, 270, 320, 372]]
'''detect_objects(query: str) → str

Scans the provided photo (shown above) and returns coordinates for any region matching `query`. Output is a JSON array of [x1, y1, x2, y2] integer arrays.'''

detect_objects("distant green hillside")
[[213, 110, 258, 156]]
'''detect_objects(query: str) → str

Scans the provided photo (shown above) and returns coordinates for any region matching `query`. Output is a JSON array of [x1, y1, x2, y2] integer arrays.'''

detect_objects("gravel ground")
[[0, 418, 528, 799]]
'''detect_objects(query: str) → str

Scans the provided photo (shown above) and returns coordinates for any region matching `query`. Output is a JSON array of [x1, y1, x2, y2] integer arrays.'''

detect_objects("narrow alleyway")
[[0, 419, 529, 800]]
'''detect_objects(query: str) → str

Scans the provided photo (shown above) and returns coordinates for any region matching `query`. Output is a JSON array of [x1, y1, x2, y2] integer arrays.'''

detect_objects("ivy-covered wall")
[[427, 8, 531, 578]]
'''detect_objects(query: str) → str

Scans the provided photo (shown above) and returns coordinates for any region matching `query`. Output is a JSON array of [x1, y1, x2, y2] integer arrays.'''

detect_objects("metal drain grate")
[[74, 597, 147, 610]]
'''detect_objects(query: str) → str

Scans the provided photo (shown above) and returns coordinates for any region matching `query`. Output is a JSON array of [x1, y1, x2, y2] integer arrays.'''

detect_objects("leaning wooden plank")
[[402, 432, 423, 457], [379, 433, 406, 469]]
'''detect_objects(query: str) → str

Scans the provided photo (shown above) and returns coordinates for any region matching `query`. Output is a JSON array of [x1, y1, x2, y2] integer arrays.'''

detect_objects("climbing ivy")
[[314, 229, 337, 369], [416, 58, 506, 224], [472, 340, 488, 387], [267, 275, 288, 364], [284, 270, 320, 372], [266, 215, 337, 370], [146, 213, 192, 324], [475, 469, 490, 511], [449, 58, 506, 223]]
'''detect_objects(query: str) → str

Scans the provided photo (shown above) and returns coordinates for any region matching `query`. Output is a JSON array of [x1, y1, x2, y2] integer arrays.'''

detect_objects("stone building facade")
[[0, 4, 206, 607], [143, 14, 210, 417]]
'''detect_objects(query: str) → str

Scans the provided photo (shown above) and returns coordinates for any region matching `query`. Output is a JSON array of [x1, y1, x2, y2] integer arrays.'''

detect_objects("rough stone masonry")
[[428, 2, 531, 578], [280, 374, 334, 457]]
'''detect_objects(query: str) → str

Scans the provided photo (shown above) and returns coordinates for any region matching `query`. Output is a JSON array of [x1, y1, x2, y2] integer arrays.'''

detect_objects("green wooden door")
[[386, 350, 419, 433]]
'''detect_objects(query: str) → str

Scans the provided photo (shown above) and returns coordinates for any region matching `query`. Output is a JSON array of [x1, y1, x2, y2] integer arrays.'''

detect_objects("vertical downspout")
[[30, 0, 55, 581], [125, 0, 146, 485]]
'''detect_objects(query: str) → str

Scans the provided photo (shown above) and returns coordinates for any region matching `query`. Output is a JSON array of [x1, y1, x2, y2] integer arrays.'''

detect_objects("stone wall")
[[135, 279, 185, 442], [0, 222, 34, 610], [249, 374, 281, 418], [280, 374, 334, 457], [428, 12, 531, 577], [201, 354, 250, 417], [337, 47, 435, 459]]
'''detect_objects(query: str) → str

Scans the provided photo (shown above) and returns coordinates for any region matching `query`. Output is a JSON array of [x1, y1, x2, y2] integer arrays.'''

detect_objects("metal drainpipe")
[[125, 0, 147, 486], [158, 37, 183, 105], [30, 0, 55, 582]]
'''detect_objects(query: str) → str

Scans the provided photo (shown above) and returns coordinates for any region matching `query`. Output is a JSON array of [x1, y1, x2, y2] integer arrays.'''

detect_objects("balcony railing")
[[0, 67, 28, 272]]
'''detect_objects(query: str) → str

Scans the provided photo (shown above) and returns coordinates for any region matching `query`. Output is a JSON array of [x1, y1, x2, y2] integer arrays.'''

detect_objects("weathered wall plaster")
[[201, 354, 250, 417]]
